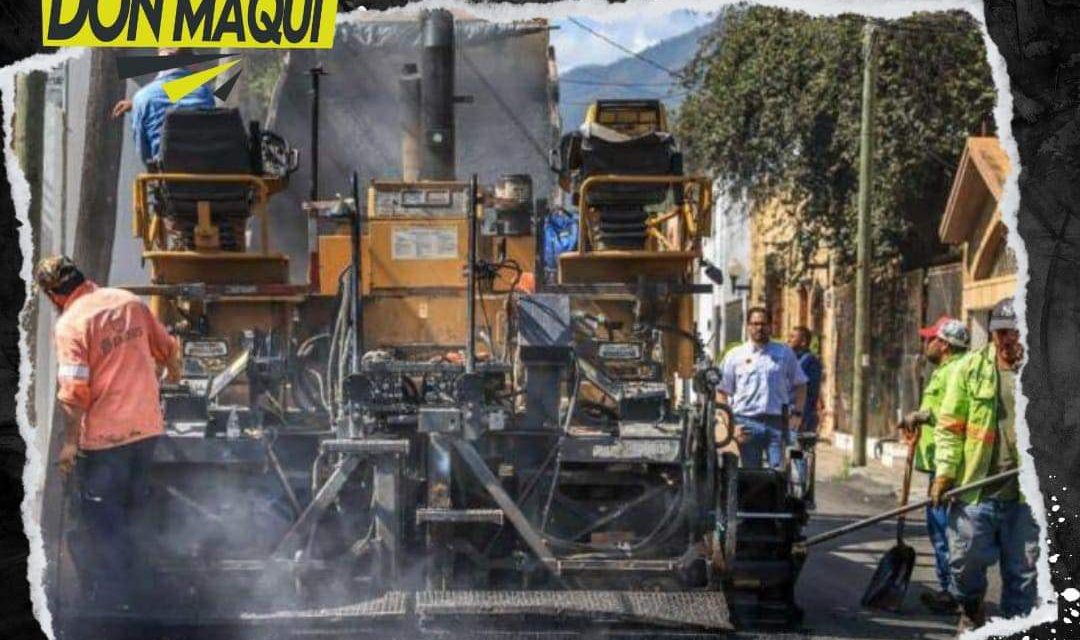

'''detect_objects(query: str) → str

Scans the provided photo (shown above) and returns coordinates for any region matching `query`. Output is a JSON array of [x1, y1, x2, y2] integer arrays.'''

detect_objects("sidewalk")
[[814, 438, 932, 507], [800, 443, 970, 640]]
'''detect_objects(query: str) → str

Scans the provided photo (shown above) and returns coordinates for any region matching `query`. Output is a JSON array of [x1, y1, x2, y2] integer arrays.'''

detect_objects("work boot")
[[920, 589, 959, 614], [956, 601, 986, 635]]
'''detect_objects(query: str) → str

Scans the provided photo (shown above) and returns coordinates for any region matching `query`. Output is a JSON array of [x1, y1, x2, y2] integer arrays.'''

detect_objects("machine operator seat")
[[157, 108, 254, 252], [559, 122, 683, 251]]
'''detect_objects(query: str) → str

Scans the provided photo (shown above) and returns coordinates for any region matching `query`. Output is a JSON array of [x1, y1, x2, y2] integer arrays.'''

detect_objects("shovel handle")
[[893, 437, 917, 542], [798, 468, 1020, 549]]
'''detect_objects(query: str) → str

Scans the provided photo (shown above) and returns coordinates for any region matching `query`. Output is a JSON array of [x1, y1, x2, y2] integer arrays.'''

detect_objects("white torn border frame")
[[0, 1, 1060, 639]]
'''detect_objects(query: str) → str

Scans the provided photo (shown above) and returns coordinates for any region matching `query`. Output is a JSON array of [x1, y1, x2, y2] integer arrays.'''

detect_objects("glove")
[[898, 423, 917, 445], [930, 475, 954, 506], [902, 410, 930, 429], [900, 411, 929, 440]]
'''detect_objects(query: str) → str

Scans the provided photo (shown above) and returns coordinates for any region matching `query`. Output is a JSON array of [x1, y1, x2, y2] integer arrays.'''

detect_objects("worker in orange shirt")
[[36, 256, 182, 610]]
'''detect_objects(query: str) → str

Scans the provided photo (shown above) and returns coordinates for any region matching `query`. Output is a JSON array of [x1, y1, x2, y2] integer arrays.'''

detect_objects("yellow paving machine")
[[55, 10, 811, 638]]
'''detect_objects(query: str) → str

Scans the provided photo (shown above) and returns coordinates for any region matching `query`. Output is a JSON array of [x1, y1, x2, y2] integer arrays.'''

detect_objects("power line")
[[564, 90, 690, 106], [459, 49, 550, 164], [566, 18, 685, 80], [560, 79, 678, 87], [562, 84, 686, 101]]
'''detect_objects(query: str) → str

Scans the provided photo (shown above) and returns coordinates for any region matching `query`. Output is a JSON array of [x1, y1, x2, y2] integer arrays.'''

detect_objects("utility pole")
[[14, 71, 45, 244], [72, 49, 126, 283], [14, 70, 46, 429], [851, 22, 876, 467]]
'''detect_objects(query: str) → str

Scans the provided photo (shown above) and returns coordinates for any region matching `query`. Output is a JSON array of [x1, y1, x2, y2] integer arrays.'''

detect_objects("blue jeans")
[[75, 436, 159, 607], [947, 499, 1039, 618], [735, 414, 785, 469], [925, 472, 951, 592]]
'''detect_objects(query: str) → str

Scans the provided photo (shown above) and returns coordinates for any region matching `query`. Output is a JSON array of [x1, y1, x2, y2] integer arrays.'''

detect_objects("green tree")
[[677, 7, 995, 283]]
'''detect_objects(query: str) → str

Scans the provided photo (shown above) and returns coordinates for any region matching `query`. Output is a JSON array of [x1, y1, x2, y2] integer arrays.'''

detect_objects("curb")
[[831, 431, 910, 468]]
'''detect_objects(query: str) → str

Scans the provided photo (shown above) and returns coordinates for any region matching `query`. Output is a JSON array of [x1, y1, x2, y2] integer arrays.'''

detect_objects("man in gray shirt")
[[717, 307, 808, 468]]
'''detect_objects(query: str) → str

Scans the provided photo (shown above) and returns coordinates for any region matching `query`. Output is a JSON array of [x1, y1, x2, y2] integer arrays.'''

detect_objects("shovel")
[[860, 437, 917, 611], [796, 468, 1019, 550]]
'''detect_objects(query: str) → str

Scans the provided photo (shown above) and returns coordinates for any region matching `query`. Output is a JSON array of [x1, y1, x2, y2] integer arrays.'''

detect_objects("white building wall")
[[34, 53, 152, 435], [697, 184, 751, 360]]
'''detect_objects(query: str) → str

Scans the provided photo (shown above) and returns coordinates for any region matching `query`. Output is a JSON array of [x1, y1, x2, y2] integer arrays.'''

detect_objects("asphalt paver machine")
[[55, 11, 811, 638]]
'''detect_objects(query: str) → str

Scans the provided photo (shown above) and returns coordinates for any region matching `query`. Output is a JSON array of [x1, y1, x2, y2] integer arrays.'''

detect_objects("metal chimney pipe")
[[420, 9, 455, 181], [399, 63, 422, 181], [308, 66, 326, 202]]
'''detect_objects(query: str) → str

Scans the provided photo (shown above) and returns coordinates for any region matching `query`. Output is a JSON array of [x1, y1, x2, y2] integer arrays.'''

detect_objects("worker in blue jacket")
[[542, 206, 579, 284], [112, 49, 216, 166]]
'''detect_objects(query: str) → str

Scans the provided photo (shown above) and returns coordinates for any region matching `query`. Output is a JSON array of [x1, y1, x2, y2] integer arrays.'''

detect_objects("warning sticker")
[[391, 227, 459, 260], [591, 440, 679, 462]]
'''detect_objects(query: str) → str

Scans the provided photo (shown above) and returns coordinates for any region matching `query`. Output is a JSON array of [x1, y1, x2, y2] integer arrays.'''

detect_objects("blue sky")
[[551, 10, 716, 74]]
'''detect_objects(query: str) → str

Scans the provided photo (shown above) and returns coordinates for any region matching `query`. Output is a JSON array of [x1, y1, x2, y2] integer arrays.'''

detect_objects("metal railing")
[[133, 173, 272, 254], [576, 175, 712, 255]]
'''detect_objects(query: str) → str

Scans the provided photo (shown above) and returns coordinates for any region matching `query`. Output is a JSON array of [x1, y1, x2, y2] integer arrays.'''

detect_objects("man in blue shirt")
[[542, 206, 579, 284], [787, 326, 823, 434], [717, 307, 808, 468], [112, 49, 216, 166]]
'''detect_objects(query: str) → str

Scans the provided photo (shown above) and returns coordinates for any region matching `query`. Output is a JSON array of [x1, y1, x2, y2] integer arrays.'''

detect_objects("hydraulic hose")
[[537, 361, 691, 558], [540, 358, 579, 533], [292, 333, 330, 414]]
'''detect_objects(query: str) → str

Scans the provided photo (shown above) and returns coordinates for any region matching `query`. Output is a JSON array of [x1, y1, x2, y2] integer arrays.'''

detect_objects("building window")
[[725, 299, 744, 348]]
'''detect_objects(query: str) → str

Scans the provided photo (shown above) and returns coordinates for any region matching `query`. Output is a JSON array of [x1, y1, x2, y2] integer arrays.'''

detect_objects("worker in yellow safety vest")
[[900, 316, 969, 614], [932, 297, 1037, 632]]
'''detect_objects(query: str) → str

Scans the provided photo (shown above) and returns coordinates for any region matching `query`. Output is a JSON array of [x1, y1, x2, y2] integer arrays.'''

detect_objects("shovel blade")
[[862, 543, 917, 612]]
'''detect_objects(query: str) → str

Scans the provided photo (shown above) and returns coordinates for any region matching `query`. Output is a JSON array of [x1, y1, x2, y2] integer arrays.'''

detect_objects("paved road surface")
[[62, 446, 1010, 640], [778, 464, 1003, 640]]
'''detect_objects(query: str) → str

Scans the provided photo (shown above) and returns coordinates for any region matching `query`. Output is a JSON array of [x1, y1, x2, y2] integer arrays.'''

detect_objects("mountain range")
[[557, 18, 719, 132]]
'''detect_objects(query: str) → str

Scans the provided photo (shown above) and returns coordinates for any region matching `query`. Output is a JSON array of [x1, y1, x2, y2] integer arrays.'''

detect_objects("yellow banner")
[[42, 0, 338, 48]]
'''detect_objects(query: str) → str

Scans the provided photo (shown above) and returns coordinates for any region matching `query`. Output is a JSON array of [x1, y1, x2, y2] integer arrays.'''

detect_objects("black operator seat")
[[157, 108, 254, 251], [569, 123, 682, 251], [578, 122, 681, 207]]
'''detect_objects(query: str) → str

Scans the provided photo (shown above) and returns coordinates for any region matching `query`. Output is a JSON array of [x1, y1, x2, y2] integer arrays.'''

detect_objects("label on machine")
[[373, 185, 469, 218], [598, 342, 643, 360], [183, 339, 229, 358], [590, 439, 680, 462], [391, 226, 459, 261]]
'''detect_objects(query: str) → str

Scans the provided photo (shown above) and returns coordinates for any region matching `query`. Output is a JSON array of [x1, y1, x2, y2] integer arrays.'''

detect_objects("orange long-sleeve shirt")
[[54, 281, 177, 450]]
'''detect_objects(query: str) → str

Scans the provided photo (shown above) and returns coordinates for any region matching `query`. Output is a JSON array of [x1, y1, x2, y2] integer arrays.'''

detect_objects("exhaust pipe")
[[399, 63, 422, 181], [420, 9, 455, 181]]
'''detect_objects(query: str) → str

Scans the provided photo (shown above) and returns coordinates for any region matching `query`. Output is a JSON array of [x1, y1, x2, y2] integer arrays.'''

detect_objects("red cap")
[[919, 315, 954, 339]]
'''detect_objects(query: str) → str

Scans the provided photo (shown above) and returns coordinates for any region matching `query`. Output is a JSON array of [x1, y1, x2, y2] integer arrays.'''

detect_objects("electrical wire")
[[293, 333, 331, 414], [546, 482, 686, 557], [325, 265, 355, 430], [480, 433, 562, 555], [460, 49, 551, 164], [652, 323, 706, 359], [531, 360, 695, 557], [533, 362, 690, 558], [539, 358, 579, 534], [564, 91, 691, 107], [478, 258, 524, 362], [347, 475, 380, 558], [560, 79, 679, 87], [566, 18, 686, 80]]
